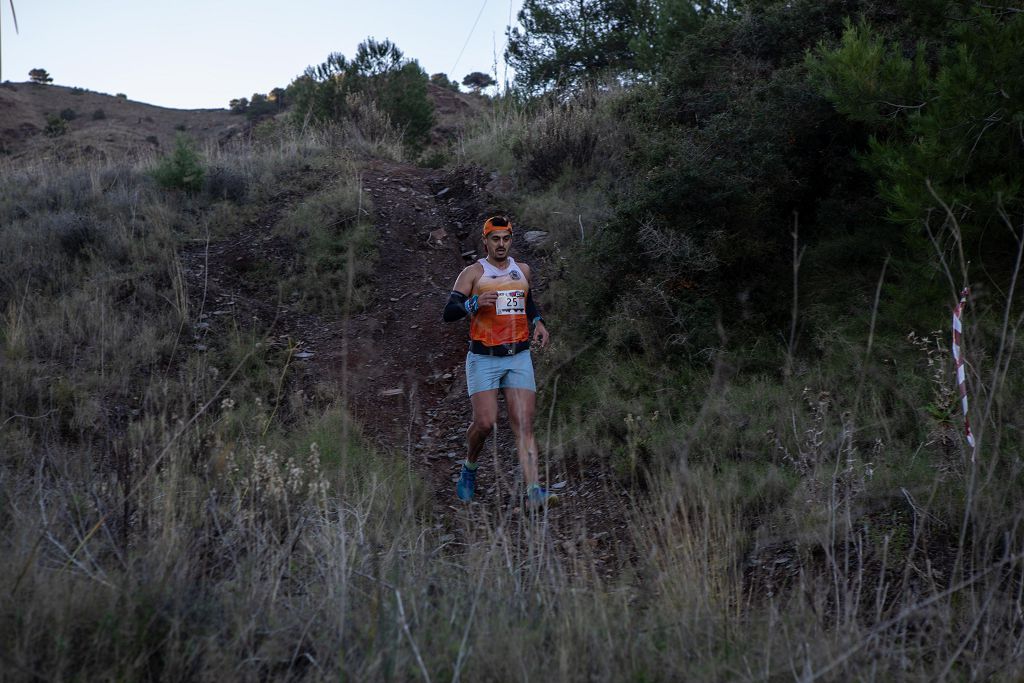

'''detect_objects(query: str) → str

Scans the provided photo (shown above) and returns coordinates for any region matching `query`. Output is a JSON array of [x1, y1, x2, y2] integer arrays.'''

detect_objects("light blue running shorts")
[[465, 349, 536, 395]]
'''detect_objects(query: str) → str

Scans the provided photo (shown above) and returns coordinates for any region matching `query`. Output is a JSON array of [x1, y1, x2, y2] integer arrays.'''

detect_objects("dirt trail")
[[183, 158, 633, 577]]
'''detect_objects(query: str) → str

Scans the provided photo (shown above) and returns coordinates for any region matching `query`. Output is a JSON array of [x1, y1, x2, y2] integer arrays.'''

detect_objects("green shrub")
[[59, 108, 77, 121], [151, 135, 205, 192], [430, 72, 460, 91], [43, 114, 67, 137], [91, 108, 106, 120], [377, 61, 434, 153], [245, 92, 277, 120]]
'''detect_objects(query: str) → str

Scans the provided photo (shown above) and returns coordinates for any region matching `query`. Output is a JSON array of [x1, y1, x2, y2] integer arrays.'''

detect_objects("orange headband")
[[483, 217, 512, 236]]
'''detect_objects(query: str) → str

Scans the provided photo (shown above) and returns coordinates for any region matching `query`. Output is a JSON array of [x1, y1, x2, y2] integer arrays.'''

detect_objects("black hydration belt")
[[469, 340, 530, 356]]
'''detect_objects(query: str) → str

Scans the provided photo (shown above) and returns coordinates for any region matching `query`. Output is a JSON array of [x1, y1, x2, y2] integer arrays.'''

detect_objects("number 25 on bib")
[[496, 289, 526, 316]]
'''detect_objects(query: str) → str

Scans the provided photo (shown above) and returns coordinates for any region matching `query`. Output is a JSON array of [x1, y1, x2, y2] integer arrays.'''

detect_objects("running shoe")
[[456, 463, 477, 502]]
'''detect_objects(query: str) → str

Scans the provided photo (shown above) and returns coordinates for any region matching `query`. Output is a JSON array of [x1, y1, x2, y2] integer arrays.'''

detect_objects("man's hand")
[[533, 320, 550, 348], [477, 290, 499, 309]]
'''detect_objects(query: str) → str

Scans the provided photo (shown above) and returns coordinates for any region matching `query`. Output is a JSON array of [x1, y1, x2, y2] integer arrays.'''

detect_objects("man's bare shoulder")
[[461, 262, 484, 280], [517, 261, 532, 278], [452, 261, 483, 294]]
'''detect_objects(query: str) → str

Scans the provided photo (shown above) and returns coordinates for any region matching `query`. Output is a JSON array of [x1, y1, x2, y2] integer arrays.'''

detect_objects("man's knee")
[[471, 414, 496, 433]]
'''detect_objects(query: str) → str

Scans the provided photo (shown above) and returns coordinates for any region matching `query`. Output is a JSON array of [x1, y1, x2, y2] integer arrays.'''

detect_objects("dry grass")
[[2, 126, 1023, 682]]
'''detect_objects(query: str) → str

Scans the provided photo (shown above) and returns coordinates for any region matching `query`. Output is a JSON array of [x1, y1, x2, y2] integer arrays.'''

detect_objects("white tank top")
[[478, 257, 525, 281], [471, 257, 530, 346]]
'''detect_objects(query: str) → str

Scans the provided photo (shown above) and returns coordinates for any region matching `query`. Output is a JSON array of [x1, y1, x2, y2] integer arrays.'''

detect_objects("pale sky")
[[0, 0, 524, 110]]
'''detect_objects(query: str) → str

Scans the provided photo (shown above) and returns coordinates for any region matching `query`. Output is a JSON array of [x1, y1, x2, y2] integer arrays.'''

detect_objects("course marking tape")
[[952, 287, 976, 455]]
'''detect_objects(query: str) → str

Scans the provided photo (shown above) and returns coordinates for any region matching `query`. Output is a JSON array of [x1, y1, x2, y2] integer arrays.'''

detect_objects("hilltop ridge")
[[0, 82, 242, 159], [0, 80, 487, 161]]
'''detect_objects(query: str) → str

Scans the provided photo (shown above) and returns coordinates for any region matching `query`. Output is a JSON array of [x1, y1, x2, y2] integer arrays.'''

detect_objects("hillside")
[[2, 4, 1023, 680], [0, 82, 243, 159], [0, 80, 486, 161], [425, 81, 489, 146], [1, 110, 645, 678]]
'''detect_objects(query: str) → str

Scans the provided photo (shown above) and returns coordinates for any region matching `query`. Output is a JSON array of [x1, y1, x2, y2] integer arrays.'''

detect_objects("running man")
[[441, 216, 557, 507]]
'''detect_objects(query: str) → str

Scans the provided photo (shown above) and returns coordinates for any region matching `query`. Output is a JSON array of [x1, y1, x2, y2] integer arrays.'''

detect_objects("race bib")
[[495, 289, 526, 316]]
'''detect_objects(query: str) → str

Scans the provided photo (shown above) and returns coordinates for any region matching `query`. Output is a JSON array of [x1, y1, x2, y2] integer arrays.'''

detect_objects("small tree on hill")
[[246, 92, 277, 119], [29, 68, 52, 84], [269, 87, 287, 108], [351, 38, 404, 79], [430, 73, 460, 92], [506, 0, 639, 93], [289, 37, 434, 153], [151, 134, 205, 193], [379, 61, 434, 152], [462, 71, 497, 93]]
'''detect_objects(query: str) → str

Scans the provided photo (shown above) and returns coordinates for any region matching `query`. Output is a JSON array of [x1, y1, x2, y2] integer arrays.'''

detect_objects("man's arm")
[[526, 291, 540, 322], [442, 264, 481, 322]]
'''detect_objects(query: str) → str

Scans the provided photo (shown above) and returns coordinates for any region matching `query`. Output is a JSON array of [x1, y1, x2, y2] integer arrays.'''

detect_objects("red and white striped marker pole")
[[951, 287, 976, 456]]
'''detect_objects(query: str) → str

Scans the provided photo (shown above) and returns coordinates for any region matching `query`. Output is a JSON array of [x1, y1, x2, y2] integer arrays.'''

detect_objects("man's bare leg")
[[504, 388, 539, 487], [466, 389, 499, 465]]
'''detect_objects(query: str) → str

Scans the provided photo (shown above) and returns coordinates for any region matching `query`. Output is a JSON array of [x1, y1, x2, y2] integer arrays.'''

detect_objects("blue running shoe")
[[527, 484, 560, 509], [456, 462, 477, 502]]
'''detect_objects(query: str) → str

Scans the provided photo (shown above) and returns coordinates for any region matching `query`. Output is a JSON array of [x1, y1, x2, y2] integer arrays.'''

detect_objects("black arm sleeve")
[[526, 290, 541, 321], [443, 291, 469, 322]]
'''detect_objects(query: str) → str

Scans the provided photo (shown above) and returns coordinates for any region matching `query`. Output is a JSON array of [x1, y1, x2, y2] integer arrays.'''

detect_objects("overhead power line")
[[1, 0, 21, 83], [449, 0, 488, 76]]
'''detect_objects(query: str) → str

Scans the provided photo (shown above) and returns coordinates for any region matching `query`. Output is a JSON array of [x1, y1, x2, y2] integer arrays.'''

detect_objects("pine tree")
[[462, 72, 497, 93], [288, 38, 434, 152], [29, 68, 52, 84], [808, 9, 1024, 258]]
